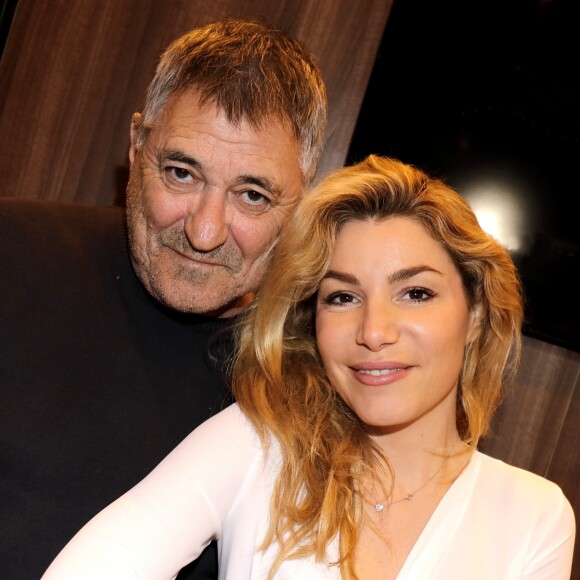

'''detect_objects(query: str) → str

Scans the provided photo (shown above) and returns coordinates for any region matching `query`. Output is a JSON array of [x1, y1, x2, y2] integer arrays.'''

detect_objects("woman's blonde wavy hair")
[[231, 154, 523, 578]]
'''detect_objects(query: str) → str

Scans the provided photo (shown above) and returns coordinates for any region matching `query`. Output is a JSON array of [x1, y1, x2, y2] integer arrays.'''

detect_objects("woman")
[[42, 155, 575, 579]]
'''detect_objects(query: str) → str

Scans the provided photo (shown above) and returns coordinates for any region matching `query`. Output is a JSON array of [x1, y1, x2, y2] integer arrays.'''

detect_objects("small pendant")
[[375, 503, 385, 512]]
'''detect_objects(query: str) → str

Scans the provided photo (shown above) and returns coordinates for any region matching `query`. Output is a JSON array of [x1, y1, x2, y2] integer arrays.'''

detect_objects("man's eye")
[[166, 167, 192, 182], [241, 189, 269, 206]]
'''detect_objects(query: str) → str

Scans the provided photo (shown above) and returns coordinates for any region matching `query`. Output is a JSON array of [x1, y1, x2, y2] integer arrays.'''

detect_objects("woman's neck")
[[370, 420, 467, 488]]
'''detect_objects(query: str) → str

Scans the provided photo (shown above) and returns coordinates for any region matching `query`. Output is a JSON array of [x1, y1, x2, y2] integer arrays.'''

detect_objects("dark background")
[[347, 0, 580, 352], [0, 0, 17, 55]]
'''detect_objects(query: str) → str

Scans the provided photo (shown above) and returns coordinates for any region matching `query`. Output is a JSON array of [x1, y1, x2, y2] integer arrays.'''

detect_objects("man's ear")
[[129, 112, 143, 165], [467, 303, 483, 344]]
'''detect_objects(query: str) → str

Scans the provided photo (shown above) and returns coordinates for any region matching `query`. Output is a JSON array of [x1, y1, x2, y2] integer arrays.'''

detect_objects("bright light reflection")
[[461, 179, 528, 253]]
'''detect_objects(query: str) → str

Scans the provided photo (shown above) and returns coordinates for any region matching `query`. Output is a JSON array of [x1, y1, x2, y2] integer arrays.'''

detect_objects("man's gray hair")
[[135, 18, 327, 186]]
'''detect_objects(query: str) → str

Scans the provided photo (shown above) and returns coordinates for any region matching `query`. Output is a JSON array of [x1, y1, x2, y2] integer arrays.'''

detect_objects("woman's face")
[[315, 217, 479, 434]]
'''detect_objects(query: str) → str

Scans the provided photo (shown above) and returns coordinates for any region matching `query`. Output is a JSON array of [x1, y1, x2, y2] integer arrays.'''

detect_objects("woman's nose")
[[356, 299, 400, 351]]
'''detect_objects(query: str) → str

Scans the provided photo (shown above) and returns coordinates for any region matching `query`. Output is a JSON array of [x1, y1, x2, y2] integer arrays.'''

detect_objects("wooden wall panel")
[[0, 0, 393, 205], [481, 337, 580, 472]]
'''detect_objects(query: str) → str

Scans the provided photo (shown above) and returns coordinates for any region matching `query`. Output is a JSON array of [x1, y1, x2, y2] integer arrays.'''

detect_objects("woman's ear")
[[467, 303, 483, 344]]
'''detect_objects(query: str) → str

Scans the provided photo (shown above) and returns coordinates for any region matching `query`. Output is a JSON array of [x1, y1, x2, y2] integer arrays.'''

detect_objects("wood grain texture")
[[0, 0, 393, 205]]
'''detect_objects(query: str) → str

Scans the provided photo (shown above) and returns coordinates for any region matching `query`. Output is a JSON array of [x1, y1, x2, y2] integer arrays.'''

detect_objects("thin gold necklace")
[[375, 460, 446, 512]]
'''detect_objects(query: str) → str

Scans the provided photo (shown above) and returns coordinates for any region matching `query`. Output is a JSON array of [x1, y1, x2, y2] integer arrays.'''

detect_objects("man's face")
[[126, 89, 303, 317]]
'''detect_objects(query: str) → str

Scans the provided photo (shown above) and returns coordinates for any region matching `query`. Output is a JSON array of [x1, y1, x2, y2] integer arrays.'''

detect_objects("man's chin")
[[154, 285, 248, 318]]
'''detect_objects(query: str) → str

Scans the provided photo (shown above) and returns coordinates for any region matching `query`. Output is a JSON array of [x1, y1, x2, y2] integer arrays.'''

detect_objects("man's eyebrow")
[[238, 175, 280, 197], [161, 151, 280, 197], [164, 150, 201, 169]]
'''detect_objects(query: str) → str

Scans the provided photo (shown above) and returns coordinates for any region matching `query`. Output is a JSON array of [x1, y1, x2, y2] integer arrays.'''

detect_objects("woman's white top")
[[41, 403, 576, 579]]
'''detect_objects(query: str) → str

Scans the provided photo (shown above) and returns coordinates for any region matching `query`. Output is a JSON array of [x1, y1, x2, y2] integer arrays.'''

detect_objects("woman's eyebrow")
[[322, 270, 359, 284], [388, 265, 441, 284], [322, 265, 442, 286]]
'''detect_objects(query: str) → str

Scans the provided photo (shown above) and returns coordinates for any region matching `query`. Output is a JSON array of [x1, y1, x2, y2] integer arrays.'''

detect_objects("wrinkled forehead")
[[155, 90, 301, 166], [156, 87, 294, 137]]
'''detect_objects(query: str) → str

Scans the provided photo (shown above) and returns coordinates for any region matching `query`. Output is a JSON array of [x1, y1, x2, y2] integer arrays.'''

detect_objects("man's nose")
[[184, 192, 229, 252]]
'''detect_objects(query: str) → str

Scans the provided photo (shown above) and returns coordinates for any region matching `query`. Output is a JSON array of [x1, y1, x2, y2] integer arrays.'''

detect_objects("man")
[[0, 18, 326, 579]]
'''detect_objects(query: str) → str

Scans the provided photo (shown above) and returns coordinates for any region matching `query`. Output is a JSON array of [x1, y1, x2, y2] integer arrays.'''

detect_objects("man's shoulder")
[[0, 197, 124, 227], [0, 197, 127, 275], [0, 197, 125, 248]]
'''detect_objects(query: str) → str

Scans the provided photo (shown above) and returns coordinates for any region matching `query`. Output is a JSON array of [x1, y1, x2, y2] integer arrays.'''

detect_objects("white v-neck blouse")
[[42, 404, 575, 579]]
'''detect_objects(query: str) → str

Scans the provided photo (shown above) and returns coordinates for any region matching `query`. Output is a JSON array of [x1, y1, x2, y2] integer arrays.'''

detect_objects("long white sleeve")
[[41, 404, 262, 579]]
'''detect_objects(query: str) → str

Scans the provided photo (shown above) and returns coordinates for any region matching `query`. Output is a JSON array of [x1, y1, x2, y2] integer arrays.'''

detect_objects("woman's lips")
[[350, 364, 411, 386]]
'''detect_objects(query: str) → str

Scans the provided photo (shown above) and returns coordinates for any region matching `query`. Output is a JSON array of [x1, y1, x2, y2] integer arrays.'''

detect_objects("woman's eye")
[[404, 287, 435, 302], [324, 292, 357, 305]]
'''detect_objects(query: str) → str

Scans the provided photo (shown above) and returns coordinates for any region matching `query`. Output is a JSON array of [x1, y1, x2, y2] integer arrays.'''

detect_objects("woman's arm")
[[41, 404, 256, 579], [523, 489, 576, 579]]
